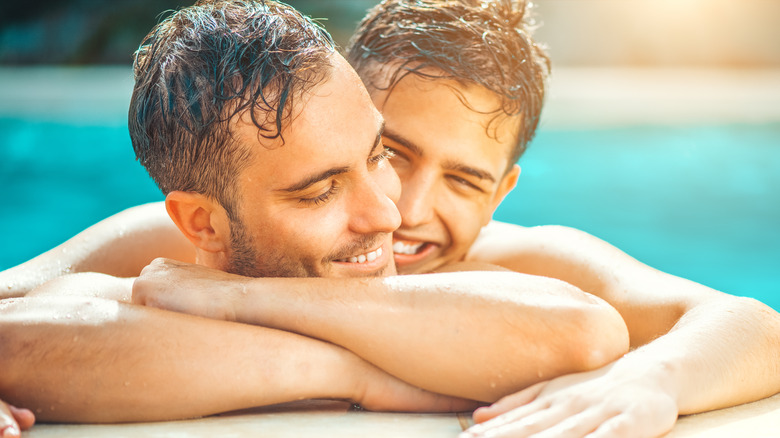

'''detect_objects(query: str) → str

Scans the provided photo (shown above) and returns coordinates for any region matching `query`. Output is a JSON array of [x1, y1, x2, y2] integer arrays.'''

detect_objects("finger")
[[130, 277, 146, 304], [473, 381, 547, 423], [8, 406, 34, 431], [464, 400, 578, 438], [530, 408, 619, 438], [0, 404, 20, 438], [585, 414, 636, 438]]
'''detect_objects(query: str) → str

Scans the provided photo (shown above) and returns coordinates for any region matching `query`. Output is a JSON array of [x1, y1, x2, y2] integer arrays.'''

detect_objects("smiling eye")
[[299, 182, 340, 206], [448, 175, 484, 193]]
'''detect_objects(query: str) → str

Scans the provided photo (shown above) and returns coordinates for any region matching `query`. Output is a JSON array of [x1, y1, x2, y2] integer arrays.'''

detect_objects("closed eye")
[[299, 182, 340, 206], [448, 175, 485, 193], [368, 147, 395, 167]]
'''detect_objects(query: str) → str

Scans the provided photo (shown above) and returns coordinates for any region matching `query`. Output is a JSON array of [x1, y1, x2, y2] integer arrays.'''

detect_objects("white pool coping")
[[24, 392, 780, 437]]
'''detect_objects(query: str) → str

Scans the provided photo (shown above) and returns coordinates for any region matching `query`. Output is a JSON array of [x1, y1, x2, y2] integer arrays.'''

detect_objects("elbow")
[[574, 299, 630, 371]]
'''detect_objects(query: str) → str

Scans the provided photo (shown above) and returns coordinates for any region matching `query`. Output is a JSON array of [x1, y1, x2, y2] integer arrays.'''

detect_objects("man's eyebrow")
[[442, 160, 497, 183], [280, 121, 385, 194], [384, 127, 496, 183], [382, 128, 423, 158], [280, 167, 349, 193]]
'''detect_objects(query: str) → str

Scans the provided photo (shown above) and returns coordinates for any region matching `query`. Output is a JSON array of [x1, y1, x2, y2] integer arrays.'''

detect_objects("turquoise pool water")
[[1, 119, 778, 309]]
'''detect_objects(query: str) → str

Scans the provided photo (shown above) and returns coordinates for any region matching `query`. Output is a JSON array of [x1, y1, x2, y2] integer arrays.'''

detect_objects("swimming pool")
[[1, 68, 778, 310]]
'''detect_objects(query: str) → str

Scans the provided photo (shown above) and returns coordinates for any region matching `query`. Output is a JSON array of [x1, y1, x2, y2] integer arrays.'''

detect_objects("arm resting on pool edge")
[[460, 221, 780, 438], [133, 259, 630, 403], [0, 201, 191, 300], [0, 289, 476, 423]]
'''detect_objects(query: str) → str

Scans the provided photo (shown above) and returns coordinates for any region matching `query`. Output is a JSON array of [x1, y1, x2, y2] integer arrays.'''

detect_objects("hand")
[[1, 400, 35, 438], [132, 258, 245, 321], [460, 366, 678, 438]]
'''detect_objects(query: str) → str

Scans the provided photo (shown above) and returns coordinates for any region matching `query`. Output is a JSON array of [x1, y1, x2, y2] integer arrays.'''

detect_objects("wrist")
[[223, 277, 249, 323], [609, 350, 683, 407]]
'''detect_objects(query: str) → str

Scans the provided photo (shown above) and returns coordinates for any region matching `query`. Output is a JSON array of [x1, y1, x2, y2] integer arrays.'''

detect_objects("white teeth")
[[339, 247, 383, 264], [393, 241, 425, 255]]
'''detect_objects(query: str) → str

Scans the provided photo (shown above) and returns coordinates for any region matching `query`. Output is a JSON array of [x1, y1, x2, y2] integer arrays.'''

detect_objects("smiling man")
[[4, 1, 778, 437], [0, 0, 628, 433], [346, 2, 780, 438]]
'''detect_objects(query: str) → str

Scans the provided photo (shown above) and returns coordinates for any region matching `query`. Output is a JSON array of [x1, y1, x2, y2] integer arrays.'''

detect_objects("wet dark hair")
[[346, 0, 550, 169], [129, 0, 334, 220]]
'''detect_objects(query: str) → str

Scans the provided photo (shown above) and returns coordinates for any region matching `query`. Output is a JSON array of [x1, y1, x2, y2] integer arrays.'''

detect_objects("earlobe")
[[165, 191, 230, 253], [486, 164, 520, 225], [500, 164, 520, 198]]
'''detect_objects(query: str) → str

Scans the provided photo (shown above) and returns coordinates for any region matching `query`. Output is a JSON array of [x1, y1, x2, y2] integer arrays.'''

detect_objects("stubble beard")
[[226, 217, 315, 278], [226, 217, 393, 279]]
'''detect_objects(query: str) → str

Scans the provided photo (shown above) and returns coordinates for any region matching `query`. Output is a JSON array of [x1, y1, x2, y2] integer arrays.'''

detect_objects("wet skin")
[[201, 54, 402, 278], [370, 74, 521, 275]]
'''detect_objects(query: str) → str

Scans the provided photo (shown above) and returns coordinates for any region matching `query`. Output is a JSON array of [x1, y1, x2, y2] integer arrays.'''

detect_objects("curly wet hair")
[[129, 0, 334, 220], [346, 0, 550, 168]]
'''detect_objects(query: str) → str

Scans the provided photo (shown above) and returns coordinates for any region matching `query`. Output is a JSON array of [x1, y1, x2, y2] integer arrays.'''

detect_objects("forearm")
[[0, 202, 192, 299], [233, 271, 629, 402], [0, 296, 363, 423], [611, 295, 780, 414]]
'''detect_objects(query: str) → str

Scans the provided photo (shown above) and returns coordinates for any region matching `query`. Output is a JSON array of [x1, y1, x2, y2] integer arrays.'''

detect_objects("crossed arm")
[[0, 276, 476, 423], [0, 203, 629, 424], [130, 258, 627, 402], [462, 221, 780, 437]]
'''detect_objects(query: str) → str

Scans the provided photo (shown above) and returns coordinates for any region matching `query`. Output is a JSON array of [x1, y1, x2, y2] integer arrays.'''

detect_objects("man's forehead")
[[379, 76, 518, 149], [231, 59, 385, 189]]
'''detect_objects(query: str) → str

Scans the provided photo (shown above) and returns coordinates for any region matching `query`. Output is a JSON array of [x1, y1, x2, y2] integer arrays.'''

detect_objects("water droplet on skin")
[[124, 381, 131, 387]]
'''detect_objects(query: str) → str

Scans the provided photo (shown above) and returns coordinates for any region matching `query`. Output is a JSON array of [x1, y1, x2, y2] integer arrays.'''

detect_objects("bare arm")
[[0, 275, 474, 424], [0, 202, 192, 299], [132, 259, 629, 403], [462, 221, 780, 437]]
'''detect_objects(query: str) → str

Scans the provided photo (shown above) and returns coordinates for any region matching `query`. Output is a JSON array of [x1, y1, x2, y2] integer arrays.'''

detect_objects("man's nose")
[[396, 170, 436, 229], [348, 168, 402, 235]]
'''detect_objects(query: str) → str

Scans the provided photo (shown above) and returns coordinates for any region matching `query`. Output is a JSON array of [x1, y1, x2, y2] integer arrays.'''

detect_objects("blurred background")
[[1, 0, 778, 308], [2, 0, 779, 66]]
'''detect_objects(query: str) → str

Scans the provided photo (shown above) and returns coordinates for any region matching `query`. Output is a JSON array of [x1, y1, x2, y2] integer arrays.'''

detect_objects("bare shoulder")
[[467, 222, 615, 266], [465, 221, 655, 297]]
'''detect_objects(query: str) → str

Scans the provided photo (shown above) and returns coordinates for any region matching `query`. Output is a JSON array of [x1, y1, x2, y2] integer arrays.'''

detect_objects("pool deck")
[[23, 392, 780, 437]]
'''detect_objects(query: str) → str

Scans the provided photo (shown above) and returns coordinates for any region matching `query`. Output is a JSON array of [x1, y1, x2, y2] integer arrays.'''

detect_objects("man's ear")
[[486, 164, 520, 225], [165, 191, 231, 254]]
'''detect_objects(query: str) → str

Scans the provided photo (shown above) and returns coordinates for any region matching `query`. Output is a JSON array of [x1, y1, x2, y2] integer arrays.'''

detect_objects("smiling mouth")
[[393, 240, 426, 255], [335, 247, 383, 264]]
